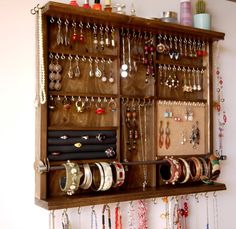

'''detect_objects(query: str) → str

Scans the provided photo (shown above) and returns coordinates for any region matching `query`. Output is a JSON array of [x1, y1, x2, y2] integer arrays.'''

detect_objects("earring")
[[159, 121, 164, 148], [165, 121, 170, 149], [190, 121, 200, 148]]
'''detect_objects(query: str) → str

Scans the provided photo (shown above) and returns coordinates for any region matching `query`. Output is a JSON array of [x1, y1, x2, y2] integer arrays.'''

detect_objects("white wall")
[[0, 0, 235, 228]]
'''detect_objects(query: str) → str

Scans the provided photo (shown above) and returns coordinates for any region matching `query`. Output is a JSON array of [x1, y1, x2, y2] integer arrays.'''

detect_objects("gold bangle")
[[80, 163, 92, 190], [99, 162, 113, 191], [59, 160, 82, 195], [111, 161, 125, 188]]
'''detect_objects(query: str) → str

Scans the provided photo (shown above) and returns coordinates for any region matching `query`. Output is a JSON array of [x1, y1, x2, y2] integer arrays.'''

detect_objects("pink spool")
[[180, 0, 193, 26]]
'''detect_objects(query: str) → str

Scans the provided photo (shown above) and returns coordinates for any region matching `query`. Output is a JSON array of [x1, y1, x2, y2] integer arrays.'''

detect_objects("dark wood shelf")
[[35, 182, 226, 210], [42, 2, 225, 41]]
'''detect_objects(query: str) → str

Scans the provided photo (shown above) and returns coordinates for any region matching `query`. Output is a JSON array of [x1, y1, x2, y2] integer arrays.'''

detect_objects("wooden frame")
[[34, 1, 226, 210]]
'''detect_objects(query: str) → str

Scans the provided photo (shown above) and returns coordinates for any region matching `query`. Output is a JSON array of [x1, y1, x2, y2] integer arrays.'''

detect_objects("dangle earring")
[[56, 18, 63, 45], [89, 57, 94, 77], [49, 53, 56, 90], [159, 120, 164, 148], [67, 54, 74, 79], [95, 57, 102, 78], [108, 58, 115, 83], [71, 20, 79, 42], [111, 26, 116, 48], [190, 121, 200, 148], [74, 55, 81, 78], [165, 121, 170, 149], [54, 54, 62, 91], [101, 58, 107, 82], [105, 25, 110, 47], [79, 21, 85, 43], [93, 23, 98, 50], [64, 19, 70, 46], [100, 24, 105, 50]]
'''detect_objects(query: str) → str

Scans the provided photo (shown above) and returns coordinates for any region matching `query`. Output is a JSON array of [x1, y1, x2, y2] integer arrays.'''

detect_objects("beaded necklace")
[[214, 42, 227, 160]]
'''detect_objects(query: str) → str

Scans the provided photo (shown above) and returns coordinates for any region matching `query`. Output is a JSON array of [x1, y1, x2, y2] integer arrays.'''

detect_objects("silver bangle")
[[99, 162, 113, 191], [80, 164, 92, 190]]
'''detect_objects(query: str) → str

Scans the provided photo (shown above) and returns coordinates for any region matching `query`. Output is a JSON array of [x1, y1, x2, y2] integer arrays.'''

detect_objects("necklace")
[[37, 7, 46, 104], [138, 199, 148, 229], [49, 210, 55, 229], [214, 41, 227, 160], [138, 103, 148, 189], [128, 201, 135, 229], [213, 192, 219, 229], [115, 203, 122, 229], [91, 206, 98, 229], [206, 193, 209, 229]]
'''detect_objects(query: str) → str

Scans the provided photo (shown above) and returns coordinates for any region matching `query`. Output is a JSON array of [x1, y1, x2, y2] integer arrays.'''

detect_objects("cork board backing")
[[157, 101, 208, 156]]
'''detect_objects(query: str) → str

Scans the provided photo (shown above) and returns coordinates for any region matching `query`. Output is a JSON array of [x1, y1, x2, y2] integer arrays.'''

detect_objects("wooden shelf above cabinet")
[[35, 182, 226, 210], [42, 1, 225, 41]]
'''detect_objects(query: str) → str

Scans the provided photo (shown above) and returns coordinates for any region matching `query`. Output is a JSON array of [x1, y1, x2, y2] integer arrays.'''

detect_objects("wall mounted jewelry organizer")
[[34, 2, 226, 210]]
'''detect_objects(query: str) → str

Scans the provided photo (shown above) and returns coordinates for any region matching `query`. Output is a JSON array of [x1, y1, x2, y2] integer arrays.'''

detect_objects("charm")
[[62, 96, 71, 110], [75, 99, 86, 113]]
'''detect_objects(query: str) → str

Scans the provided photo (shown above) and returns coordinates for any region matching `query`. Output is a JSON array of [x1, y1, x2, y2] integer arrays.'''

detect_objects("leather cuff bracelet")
[[80, 163, 92, 190], [111, 161, 125, 188], [59, 160, 83, 195]]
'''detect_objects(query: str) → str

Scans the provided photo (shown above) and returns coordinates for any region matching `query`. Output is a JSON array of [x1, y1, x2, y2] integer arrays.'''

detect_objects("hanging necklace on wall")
[[115, 203, 122, 229], [49, 210, 55, 229], [205, 193, 209, 229], [138, 199, 148, 229], [213, 192, 219, 229], [139, 102, 148, 189], [128, 201, 135, 229], [214, 41, 227, 160], [36, 6, 46, 104], [91, 206, 98, 229]]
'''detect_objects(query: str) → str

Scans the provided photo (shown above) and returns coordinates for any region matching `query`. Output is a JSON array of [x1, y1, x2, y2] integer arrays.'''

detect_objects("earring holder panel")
[[157, 100, 207, 156]]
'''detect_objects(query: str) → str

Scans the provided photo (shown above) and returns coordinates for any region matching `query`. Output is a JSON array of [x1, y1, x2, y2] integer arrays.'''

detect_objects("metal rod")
[[36, 159, 165, 174]]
